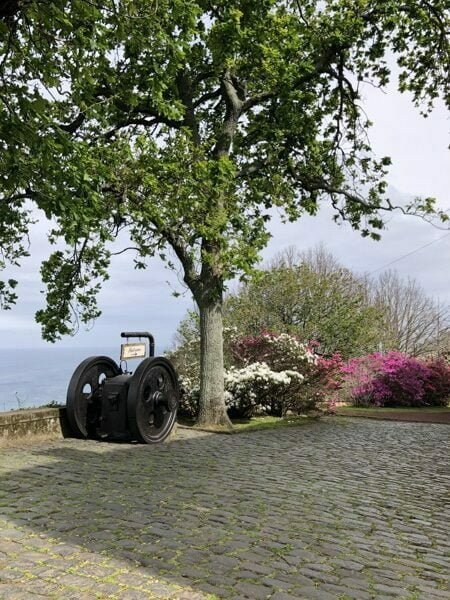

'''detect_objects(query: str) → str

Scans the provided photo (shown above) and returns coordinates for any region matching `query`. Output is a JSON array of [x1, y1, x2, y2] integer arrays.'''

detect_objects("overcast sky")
[[1, 77, 449, 351]]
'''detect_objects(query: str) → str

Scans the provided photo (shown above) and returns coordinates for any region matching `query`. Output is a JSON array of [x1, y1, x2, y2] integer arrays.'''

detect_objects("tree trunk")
[[196, 294, 232, 428]]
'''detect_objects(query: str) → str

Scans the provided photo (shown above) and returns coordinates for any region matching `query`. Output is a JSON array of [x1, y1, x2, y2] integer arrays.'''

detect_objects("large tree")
[[373, 270, 449, 356], [225, 246, 383, 358], [0, 1, 448, 426]]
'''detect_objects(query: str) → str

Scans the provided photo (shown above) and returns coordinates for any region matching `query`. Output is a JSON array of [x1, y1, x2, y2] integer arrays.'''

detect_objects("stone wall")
[[0, 407, 70, 446]]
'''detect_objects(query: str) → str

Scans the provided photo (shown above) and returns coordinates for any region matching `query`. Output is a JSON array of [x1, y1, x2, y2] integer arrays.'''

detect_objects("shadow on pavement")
[[1, 419, 449, 599]]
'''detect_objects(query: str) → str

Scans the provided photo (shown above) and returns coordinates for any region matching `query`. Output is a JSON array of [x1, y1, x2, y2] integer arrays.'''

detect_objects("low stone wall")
[[0, 407, 70, 446], [336, 408, 450, 424]]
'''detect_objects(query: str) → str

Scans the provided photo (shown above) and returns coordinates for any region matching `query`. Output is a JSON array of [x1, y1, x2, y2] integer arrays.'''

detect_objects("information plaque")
[[121, 343, 147, 360]]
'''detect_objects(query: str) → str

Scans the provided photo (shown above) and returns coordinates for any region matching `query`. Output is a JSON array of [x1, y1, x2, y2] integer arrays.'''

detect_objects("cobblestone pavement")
[[0, 418, 449, 600]]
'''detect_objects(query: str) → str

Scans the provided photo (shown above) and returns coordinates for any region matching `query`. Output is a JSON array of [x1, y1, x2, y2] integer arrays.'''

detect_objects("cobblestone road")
[[0, 418, 449, 599]]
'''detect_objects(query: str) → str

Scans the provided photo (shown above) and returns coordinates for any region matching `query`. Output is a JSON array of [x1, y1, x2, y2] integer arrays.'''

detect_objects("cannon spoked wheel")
[[127, 357, 179, 443], [66, 356, 121, 439]]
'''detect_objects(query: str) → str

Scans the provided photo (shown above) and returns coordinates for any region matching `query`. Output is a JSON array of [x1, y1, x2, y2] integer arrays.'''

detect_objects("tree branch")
[[193, 87, 221, 108], [242, 42, 348, 113], [160, 228, 200, 292], [1, 188, 36, 204], [221, 69, 244, 113], [59, 112, 86, 134], [213, 69, 245, 158], [176, 68, 200, 144], [103, 116, 159, 139], [113, 98, 184, 129]]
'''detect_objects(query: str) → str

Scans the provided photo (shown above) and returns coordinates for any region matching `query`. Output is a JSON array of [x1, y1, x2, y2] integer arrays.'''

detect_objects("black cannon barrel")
[[121, 331, 155, 356]]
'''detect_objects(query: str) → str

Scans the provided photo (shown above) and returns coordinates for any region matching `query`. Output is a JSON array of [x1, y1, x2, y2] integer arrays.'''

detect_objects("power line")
[[369, 231, 450, 275]]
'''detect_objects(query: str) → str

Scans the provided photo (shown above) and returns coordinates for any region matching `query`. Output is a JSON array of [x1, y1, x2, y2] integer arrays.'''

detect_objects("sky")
[[1, 77, 449, 352]]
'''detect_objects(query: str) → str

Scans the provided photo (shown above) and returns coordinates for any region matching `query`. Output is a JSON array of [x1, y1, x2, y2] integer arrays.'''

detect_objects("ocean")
[[0, 347, 136, 412]]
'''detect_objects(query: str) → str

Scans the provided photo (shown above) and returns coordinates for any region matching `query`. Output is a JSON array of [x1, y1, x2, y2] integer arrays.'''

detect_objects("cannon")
[[66, 332, 179, 443]]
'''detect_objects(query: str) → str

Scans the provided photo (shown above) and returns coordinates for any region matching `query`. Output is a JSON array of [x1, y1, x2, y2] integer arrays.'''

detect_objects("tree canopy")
[[225, 246, 383, 358], [0, 0, 449, 424]]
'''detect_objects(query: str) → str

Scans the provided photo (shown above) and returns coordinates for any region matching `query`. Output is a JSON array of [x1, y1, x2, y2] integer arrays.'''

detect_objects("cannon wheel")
[[127, 357, 179, 443], [66, 356, 121, 439]]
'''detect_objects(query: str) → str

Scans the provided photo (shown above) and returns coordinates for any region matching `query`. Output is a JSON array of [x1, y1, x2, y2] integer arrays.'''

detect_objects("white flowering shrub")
[[169, 329, 322, 418], [224, 362, 305, 417], [230, 332, 316, 371], [176, 375, 200, 418]]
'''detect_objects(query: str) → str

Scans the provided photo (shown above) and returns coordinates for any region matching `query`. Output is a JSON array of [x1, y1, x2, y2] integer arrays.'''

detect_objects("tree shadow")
[[2, 419, 449, 599], [2, 428, 328, 598]]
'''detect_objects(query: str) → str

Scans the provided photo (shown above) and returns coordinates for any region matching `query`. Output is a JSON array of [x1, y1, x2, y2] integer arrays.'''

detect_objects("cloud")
[[360, 67, 449, 205], [263, 186, 449, 298]]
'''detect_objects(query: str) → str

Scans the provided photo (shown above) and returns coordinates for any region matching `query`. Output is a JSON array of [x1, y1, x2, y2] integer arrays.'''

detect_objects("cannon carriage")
[[66, 332, 179, 443]]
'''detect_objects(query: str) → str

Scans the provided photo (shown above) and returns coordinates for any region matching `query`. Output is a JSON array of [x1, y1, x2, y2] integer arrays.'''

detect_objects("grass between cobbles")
[[231, 414, 319, 432], [178, 414, 318, 433]]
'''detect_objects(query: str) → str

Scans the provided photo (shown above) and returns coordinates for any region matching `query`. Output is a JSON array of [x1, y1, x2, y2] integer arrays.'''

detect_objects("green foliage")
[[35, 240, 110, 338], [225, 251, 382, 358], [0, 277, 18, 309], [170, 247, 448, 417], [0, 0, 448, 343]]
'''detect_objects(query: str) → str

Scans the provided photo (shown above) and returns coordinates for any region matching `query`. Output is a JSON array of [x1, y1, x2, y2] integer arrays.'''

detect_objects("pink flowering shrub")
[[341, 351, 450, 407], [423, 358, 450, 406], [300, 353, 345, 413], [229, 332, 343, 415], [340, 352, 385, 406]]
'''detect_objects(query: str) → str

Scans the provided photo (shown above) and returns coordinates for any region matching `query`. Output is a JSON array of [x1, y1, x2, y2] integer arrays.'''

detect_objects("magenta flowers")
[[341, 351, 450, 407]]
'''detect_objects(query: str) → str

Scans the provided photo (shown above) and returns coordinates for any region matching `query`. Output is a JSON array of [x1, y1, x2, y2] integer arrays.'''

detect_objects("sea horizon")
[[0, 345, 168, 412]]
